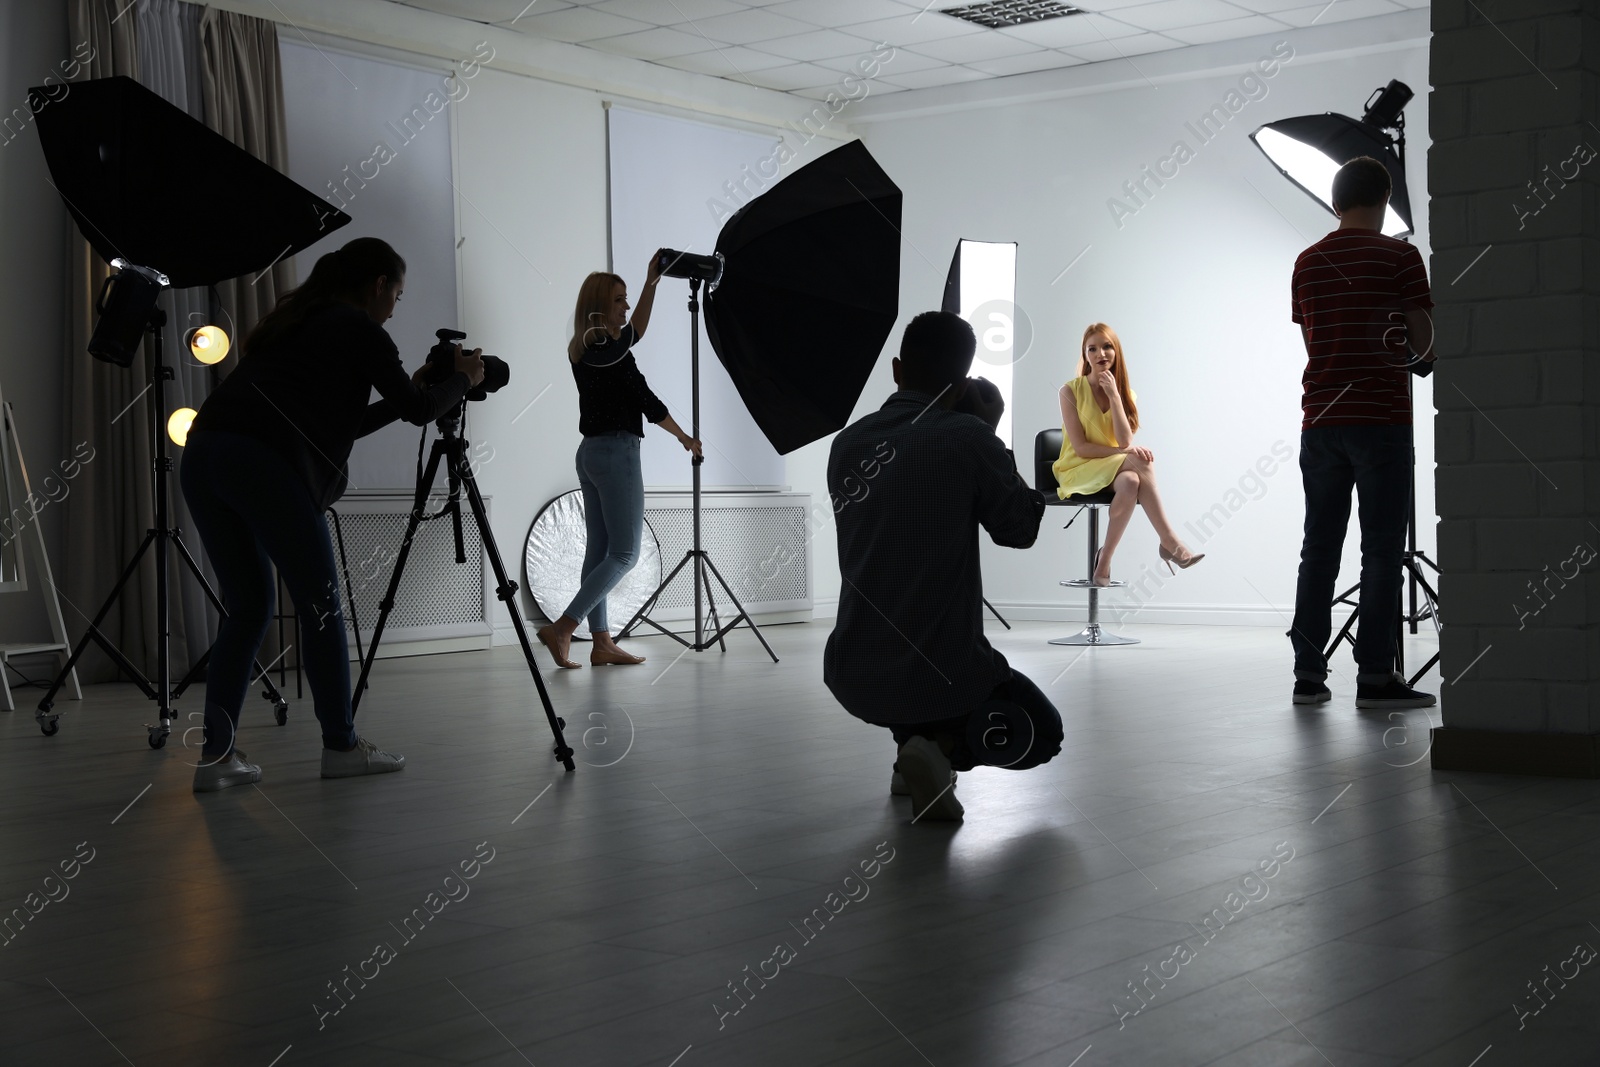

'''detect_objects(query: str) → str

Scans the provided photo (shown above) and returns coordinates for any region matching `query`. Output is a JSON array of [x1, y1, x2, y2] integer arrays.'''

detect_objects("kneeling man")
[[824, 311, 1063, 822]]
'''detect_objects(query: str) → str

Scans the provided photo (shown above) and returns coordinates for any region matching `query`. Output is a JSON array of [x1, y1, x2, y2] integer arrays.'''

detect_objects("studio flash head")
[[425, 327, 509, 401], [655, 247, 724, 290]]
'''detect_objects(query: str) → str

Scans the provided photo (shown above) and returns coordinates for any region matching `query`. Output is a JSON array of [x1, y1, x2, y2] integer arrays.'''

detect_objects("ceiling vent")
[[939, 0, 1087, 29]]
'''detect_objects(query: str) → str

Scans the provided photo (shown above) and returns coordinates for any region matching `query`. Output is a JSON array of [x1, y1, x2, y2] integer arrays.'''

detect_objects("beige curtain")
[[61, 1, 294, 683]]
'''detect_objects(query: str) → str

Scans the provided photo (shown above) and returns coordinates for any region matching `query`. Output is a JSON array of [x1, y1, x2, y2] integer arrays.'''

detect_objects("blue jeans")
[[1289, 425, 1412, 683], [180, 430, 357, 756], [889, 670, 1063, 771], [563, 432, 644, 633]]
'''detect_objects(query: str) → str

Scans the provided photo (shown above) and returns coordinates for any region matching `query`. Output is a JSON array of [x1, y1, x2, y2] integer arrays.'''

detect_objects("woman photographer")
[[537, 258, 701, 669], [182, 237, 485, 792]]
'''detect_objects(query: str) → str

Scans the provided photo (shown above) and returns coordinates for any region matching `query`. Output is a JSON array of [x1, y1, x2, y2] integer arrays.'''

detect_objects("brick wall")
[[1431, 0, 1600, 735]]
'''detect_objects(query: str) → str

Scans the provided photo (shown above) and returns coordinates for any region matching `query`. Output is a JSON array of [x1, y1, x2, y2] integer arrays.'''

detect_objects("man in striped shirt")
[[1288, 156, 1436, 709]]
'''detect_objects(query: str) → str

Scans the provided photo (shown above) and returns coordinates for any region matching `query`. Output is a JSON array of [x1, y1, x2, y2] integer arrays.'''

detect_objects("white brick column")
[[1430, 0, 1600, 775]]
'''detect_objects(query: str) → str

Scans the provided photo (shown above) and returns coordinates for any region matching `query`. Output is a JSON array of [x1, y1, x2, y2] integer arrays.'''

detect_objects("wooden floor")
[[1, 619, 1596, 1066]]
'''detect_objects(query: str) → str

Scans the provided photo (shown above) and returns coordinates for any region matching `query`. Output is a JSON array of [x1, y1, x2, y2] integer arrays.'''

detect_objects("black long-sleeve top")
[[824, 390, 1048, 725], [571, 324, 669, 437], [191, 303, 470, 508]]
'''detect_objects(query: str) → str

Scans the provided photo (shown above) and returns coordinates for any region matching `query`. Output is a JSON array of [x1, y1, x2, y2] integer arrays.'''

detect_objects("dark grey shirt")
[[823, 390, 1047, 725]]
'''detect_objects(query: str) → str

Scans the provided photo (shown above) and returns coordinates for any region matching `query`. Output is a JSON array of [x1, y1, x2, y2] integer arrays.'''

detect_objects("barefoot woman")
[[1053, 323, 1201, 584], [537, 258, 702, 668]]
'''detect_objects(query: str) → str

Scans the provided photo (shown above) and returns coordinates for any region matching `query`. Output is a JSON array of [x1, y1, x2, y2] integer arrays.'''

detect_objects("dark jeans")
[[889, 669, 1063, 772], [1289, 425, 1412, 683], [180, 430, 357, 757]]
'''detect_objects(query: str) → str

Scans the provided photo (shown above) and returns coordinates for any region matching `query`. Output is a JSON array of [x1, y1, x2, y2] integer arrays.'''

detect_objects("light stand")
[[618, 278, 778, 662], [35, 299, 289, 744], [351, 404, 575, 771]]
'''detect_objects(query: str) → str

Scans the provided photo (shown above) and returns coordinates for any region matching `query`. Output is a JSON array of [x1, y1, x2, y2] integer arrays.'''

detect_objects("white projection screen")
[[279, 38, 461, 492], [606, 106, 784, 490]]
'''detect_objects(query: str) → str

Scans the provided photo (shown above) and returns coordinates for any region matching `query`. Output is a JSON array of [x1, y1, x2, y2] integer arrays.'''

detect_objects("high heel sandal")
[[1159, 543, 1205, 574], [1091, 548, 1112, 587]]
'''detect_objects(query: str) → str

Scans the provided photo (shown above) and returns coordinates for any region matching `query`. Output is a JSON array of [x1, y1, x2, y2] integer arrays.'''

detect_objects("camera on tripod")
[[423, 328, 510, 402]]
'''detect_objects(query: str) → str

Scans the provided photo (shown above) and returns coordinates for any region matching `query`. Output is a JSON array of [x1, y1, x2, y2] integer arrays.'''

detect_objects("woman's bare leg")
[[1094, 469, 1141, 581], [1121, 455, 1186, 553]]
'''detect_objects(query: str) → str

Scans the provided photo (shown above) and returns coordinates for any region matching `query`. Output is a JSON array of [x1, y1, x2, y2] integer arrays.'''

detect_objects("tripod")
[[36, 309, 289, 745], [351, 405, 574, 771], [618, 278, 778, 662]]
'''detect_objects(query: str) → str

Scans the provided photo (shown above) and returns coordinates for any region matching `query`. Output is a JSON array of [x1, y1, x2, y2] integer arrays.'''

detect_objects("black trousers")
[[887, 669, 1063, 772]]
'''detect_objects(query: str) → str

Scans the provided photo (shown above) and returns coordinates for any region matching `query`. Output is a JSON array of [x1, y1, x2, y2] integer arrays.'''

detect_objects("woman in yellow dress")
[[1054, 323, 1202, 585]]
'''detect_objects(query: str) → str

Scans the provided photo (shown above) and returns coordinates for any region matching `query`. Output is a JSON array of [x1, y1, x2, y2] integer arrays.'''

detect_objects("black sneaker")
[[1355, 673, 1437, 709], [1293, 680, 1331, 705]]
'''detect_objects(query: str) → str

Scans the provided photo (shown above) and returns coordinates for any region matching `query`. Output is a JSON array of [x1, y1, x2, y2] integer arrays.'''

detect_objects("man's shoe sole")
[[1355, 695, 1437, 709], [1293, 691, 1332, 705]]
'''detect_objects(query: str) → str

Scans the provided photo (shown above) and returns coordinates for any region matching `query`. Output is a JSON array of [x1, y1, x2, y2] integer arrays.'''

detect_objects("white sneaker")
[[194, 751, 262, 792], [321, 737, 406, 778], [896, 736, 963, 822]]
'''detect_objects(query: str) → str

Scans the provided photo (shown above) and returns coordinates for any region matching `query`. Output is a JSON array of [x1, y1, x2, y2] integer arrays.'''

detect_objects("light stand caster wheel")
[[38, 717, 59, 737], [148, 727, 169, 749], [274, 701, 288, 726]]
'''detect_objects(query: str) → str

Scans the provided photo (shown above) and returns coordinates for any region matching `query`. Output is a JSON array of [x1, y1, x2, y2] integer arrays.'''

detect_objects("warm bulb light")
[[167, 407, 197, 447], [189, 325, 230, 364]]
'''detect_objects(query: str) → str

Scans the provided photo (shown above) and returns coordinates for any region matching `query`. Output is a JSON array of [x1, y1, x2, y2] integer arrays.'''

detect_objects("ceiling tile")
[[995, 12, 1147, 48], [510, 6, 655, 42], [757, 28, 885, 61], [837, 11, 988, 47], [912, 32, 1048, 62], [810, 47, 946, 76], [1064, 32, 1187, 61], [688, 8, 822, 44], [587, 0, 745, 24], [1112, 0, 1255, 32], [763, 0, 926, 28], [654, 45, 800, 75], [584, 26, 722, 60], [1273, 0, 1403, 25], [1225, 0, 1324, 11], [1162, 13, 1288, 43], [962, 50, 1088, 76], [400, 0, 576, 23], [742, 60, 845, 90]]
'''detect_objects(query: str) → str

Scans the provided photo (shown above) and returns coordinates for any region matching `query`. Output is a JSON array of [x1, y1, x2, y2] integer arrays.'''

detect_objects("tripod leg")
[[698, 556, 727, 653], [621, 550, 696, 646], [700, 554, 779, 663], [457, 453, 574, 770], [38, 530, 164, 725], [353, 442, 446, 713], [329, 508, 365, 667]]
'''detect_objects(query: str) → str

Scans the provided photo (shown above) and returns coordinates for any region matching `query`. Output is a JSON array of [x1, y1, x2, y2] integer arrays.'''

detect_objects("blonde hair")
[[567, 271, 625, 362], [1077, 322, 1139, 433]]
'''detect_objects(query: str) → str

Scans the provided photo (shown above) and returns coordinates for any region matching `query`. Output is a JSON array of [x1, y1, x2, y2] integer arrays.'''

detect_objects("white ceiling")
[[395, 0, 1428, 100]]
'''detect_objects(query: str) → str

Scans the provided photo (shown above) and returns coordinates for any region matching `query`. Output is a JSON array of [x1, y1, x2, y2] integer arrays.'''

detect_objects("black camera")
[[424, 328, 509, 401]]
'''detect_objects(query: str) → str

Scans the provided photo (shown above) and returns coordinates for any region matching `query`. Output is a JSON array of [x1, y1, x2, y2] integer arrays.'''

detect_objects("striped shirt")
[[1291, 229, 1432, 429]]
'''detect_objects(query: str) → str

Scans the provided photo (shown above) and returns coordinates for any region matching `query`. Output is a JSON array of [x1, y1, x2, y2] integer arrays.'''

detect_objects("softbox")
[[703, 139, 901, 455], [31, 75, 349, 288]]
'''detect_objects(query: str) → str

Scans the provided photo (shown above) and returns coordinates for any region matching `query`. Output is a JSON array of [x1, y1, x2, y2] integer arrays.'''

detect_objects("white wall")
[[789, 36, 1434, 626], [0, 0, 69, 646]]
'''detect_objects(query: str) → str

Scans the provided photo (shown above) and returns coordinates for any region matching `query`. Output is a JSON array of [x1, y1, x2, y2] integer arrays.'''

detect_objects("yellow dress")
[[1052, 376, 1135, 499]]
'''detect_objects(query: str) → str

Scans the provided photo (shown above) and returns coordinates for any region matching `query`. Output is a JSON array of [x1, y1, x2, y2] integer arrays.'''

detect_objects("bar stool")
[[1034, 429, 1138, 646]]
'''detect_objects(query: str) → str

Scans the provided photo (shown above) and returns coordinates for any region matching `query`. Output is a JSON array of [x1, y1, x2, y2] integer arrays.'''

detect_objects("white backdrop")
[[279, 38, 462, 493], [606, 106, 784, 490]]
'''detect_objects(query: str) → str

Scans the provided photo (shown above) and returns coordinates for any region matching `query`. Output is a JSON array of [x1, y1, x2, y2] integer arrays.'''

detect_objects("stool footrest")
[[1061, 579, 1127, 589]]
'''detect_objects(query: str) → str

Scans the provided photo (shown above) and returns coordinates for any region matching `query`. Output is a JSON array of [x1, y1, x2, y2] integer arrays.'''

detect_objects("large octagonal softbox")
[[703, 139, 901, 455], [32, 75, 349, 288]]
